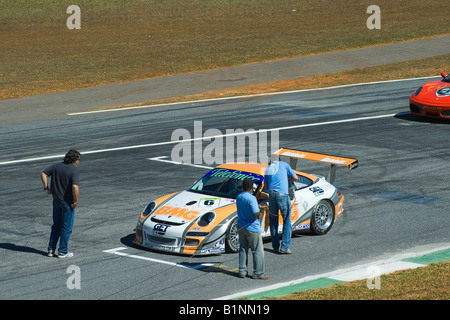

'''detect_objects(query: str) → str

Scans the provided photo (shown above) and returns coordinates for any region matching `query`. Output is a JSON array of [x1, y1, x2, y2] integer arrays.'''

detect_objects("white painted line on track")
[[0, 154, 67, 166], [67, 76, 438, 116], [0, 113, 399, 166], [148, 156, 214, 169], [103, 247, 190, 268], [103, 247, 212, 270]]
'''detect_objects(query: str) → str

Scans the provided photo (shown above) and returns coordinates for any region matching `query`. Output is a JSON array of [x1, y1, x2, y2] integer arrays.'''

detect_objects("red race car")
[[409, 72, 450, 119]]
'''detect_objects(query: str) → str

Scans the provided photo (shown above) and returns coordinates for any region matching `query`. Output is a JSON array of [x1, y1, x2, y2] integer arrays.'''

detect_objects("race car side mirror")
[[441, 72, 447, 78]]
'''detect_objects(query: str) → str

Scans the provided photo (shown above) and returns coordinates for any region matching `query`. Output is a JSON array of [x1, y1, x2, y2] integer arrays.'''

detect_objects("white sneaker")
[[57, 252, 74, 259]]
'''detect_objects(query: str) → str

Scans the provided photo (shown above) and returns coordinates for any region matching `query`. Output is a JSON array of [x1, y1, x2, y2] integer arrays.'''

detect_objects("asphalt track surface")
[[1, 77, 449, 300]]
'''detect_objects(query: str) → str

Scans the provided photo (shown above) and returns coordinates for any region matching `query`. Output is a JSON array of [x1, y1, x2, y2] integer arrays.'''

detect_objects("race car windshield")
[[188, 168, 263, 199], [443, 75, 450, 83]]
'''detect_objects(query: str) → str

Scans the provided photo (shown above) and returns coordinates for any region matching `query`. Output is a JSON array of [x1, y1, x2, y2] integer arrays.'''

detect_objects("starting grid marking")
[[148, 156, 214, 170], [102, 247, 237, 273], [103, 247, 190, 269]]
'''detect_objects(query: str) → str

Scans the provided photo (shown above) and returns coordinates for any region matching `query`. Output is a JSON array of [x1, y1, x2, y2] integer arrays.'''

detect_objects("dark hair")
[[242, 178, 254, 191], [64, 149, 81, 164]]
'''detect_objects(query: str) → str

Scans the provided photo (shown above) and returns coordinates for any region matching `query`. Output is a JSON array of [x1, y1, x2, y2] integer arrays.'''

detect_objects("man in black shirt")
[[41, 149, 80, 258]]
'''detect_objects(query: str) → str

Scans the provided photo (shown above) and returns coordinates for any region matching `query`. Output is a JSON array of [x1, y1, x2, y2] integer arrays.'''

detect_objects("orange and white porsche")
[[134, 148, 358, 255]]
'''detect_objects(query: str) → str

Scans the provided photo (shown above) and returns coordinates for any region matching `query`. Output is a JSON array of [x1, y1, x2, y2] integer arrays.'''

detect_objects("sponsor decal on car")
[[320, 157, 347, 165], [201, 243, 225, 254], [294, 223, 310, 231], [206, 168, 263, 183], [153, 223, 169, 235], [153, 206, 200, 221], [436, 87, 450, 97], [309, 186, 324, 196]]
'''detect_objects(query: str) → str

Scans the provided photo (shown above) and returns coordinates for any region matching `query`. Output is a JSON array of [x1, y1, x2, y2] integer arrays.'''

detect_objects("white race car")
[[134, 148, 358, 255]]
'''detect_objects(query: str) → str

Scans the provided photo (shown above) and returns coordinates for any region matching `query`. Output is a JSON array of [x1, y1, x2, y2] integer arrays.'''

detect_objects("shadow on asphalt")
[[395, 111, 450, 124], [0, 242, 48, 256]]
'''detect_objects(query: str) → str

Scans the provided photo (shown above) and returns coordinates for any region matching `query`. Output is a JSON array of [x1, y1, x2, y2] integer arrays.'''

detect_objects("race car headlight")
[[414, 86, 423, 96], [198, 211, 215, 227], [142, 201, 156, 217]]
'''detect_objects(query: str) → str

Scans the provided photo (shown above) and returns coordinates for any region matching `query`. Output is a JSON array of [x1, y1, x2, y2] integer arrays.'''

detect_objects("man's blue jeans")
[[238, 228, 265, 276], [268, 192, 292, 251], [48, 200, 75, 254]]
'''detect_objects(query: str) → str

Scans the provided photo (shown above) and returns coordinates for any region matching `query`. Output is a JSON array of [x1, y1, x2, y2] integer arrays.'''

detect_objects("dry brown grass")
[[1, 0, 450, 99]]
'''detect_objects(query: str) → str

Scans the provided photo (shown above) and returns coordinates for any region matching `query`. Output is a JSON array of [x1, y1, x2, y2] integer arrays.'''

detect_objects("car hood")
[[420, 81, 450, 99], [150, 190, 236, 224]]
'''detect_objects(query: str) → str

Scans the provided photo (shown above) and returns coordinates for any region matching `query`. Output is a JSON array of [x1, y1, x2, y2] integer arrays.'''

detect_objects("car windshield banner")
[[204, 168, 263, 184]]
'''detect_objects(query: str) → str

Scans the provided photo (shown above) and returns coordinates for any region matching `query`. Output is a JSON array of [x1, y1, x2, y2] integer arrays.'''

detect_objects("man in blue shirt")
[[264, 154, 298, 254], [236, 178, 269, 280]]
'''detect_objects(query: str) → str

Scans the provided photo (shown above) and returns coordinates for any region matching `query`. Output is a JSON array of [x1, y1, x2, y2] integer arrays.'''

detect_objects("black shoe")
[[252, 274, 269, 280]]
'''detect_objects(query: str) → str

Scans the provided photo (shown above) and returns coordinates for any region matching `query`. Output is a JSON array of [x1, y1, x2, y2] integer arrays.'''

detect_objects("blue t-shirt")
[[264, 161, 295, 194], [236, 191, 261, 232]]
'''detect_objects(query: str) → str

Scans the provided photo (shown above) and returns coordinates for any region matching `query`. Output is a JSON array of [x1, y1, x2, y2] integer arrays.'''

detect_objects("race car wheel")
[[310, 200, 335, 235], [225, 218, 239, 253]]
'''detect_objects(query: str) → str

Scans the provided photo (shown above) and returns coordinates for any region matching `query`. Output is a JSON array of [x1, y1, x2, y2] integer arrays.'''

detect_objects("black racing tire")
[[225, 218, 239, 253], [310, 200, 335, 235]]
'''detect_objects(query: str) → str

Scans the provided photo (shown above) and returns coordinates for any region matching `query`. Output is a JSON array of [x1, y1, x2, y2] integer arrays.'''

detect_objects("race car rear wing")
[[273, 148, 358, 183]]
